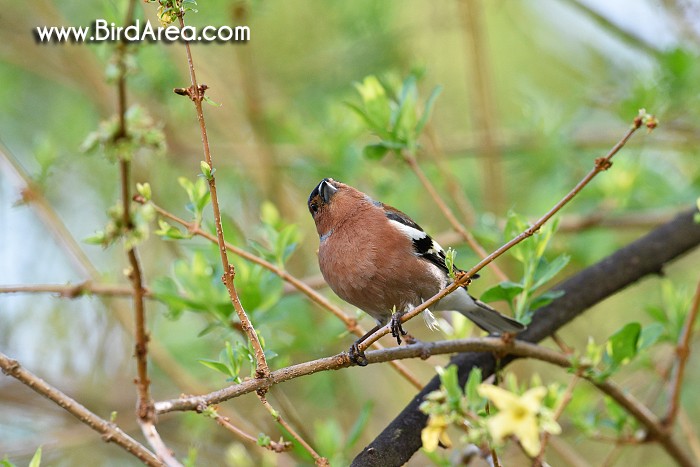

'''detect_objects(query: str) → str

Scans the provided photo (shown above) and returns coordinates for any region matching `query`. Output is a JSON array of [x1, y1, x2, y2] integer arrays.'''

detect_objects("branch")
[[400, 150, 509, 282], [112, 3, 179, 463], [211, 410, 292, 453], [113, 0, 154, 426], [663, 278, 700, 426], [0, 352, 161, 466], [0, 281, 146, 299], [153, 338, 562, 414], [350, 207, 700, 466], [259, 396, 328, 466], [175, 10, 268, 378]]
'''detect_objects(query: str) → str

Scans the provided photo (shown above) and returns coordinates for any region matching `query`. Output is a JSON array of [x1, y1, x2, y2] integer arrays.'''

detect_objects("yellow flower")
[[421, 414, 453, 452], [477, 384, 561, 457]]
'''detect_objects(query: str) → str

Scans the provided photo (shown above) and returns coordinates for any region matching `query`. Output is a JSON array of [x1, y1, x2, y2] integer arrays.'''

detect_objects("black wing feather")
[[384, 207, 450, 274], [384, 205, 480, 280]]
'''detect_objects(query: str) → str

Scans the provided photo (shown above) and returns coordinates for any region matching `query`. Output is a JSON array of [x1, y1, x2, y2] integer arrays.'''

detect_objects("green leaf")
[[352, 75, 391, 134], [83, 231, 107, 245], [257, 433, 272, 447], [183, 447, 198, 467], [644, 304, 668, 324], [534, 217, 559, 259], [638, 322, 665, 351], [604, 322, 641, 368], [392, 75, 418, 146], [346, 401, 374, 449], [155, 219, 191, 240], [203, 95, 222, 107], [465, 367, 484, 412], [529, 289, 565, 311], [503, 211, 530, 263], [480, 281, 524, 304], [363, 143, 390, 160], [260, 201, 281, 227], [532, 255, 570, 290], [444, 248, 457, 280], [346, 101, 387, 139], [437, 365, 461, 407], [28, 447, 42, 467], [415, 85, 442, 135], [198, 359, 233, 377]]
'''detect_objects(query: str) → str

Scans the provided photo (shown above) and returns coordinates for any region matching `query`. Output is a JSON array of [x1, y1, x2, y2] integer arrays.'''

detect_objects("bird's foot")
[[390, 313, 408, 345], [348, 342, 368, 367]]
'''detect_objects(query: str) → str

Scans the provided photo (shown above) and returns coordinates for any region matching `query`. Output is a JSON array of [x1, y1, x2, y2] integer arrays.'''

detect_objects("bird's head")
[[308, 178, 366, 237]]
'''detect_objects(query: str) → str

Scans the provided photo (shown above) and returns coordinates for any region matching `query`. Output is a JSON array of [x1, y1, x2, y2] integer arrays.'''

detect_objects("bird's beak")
[[319, 179, 338, 203]]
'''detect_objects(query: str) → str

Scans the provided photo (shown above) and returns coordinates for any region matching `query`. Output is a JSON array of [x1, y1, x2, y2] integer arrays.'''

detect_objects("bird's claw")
[[348, 343, 368, 367], [390, 313, 407, 345]]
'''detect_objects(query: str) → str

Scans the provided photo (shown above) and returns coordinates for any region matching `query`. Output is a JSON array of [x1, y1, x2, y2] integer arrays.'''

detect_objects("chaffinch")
[[308, 178, 525, 366]]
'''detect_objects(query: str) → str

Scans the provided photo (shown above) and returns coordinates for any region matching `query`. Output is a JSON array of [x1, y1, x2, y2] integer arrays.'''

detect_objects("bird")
[[307, 178, 525, 366]]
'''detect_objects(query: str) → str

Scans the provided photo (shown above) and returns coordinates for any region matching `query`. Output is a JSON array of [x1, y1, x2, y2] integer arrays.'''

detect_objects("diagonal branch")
[[0, 352, 161, 466]]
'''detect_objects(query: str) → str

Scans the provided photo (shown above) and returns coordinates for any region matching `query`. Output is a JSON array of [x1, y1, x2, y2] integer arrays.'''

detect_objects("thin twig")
[[0, 352, 161, 466], [663, 278, 700, 426], [140, 420, 182, 467], [360, 113, 650, 352], [259, 396, 328, 466], [2, 142, 256, 430], [0, 146, 99, 278], [0, 282, 146, 298], [423, 124, 477, 225], [430, 209, 679, 246], [400, 150, 509, 282], [678, 409, 700, 463], [176, 10, 268, 378], [565, 0, 662, 58], [550, 333, 574, 354], [141, 200, 423, 389], [212, 410, 292, 453], [112, 3, 178, 464], [535, 372, 581, 465]]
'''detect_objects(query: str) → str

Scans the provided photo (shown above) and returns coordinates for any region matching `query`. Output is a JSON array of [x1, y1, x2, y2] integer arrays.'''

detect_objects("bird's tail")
[[436, 287, 526, 334]]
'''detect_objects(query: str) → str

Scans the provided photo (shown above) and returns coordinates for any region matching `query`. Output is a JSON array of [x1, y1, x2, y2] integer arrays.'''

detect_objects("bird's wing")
[[383, 205, 453, 274]]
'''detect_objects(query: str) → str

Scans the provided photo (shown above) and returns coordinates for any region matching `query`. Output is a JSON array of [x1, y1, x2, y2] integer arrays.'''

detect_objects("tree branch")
[[0, 281, 145, 299], [0, 352, 161, 466], [350, 207, 700, 466], [176, 10, 268, 379], [663, 278, 700, 426]]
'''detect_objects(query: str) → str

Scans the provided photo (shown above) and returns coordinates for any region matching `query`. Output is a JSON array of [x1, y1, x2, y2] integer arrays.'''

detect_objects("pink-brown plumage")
[[308, 178, 524, 365]]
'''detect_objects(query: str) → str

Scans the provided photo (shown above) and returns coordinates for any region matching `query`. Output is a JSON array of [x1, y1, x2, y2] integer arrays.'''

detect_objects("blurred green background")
[[1, 1, 699, 465]]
